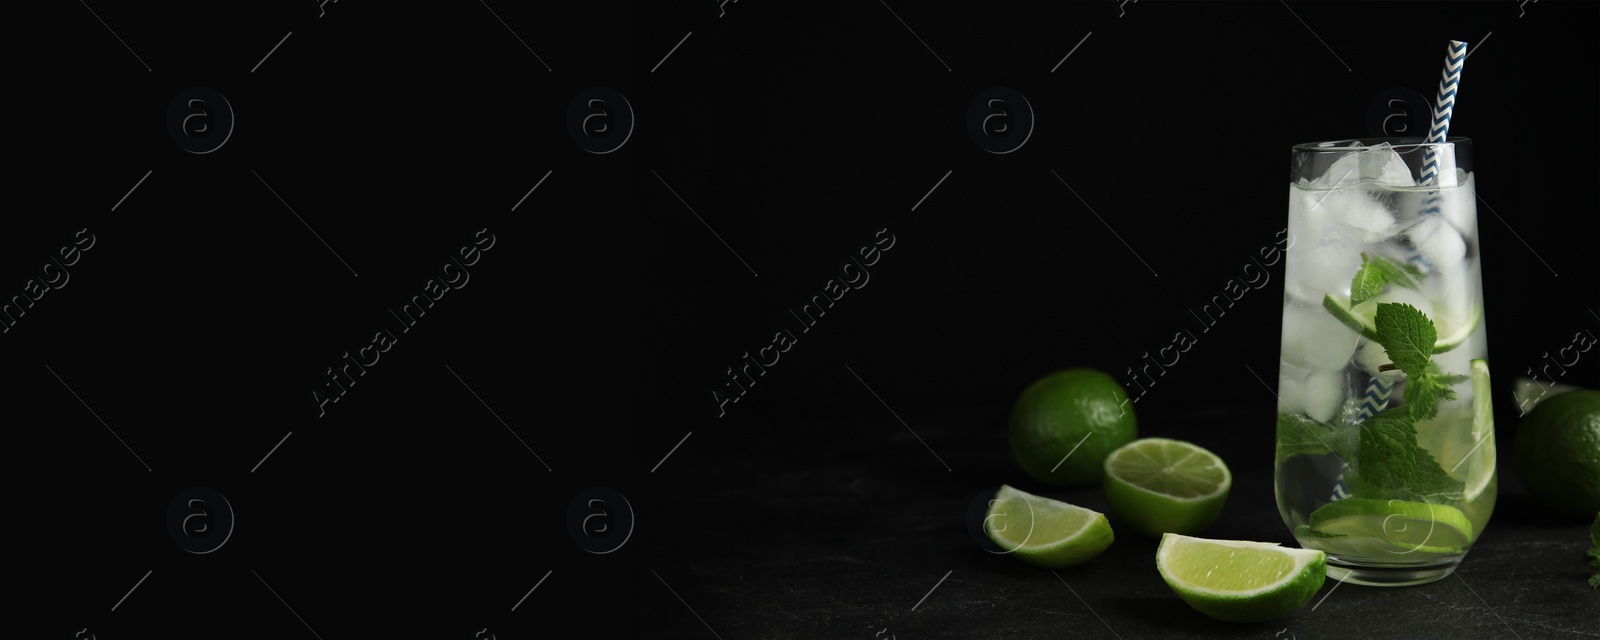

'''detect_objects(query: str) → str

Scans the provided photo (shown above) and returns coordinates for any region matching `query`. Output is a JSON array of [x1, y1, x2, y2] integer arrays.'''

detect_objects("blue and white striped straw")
[[1419, 40, 1468, 186], [1328, 40, 1468, 504]]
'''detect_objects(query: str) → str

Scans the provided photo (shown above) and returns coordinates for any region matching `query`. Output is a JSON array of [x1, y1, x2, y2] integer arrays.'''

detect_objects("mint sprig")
[[1374, 303, 1460, 422], [1350, 253, 1424, 306], [1347, 302, 1464, 500]]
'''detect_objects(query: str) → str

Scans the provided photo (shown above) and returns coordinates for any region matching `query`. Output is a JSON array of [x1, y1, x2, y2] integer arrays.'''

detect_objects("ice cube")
[[1278, 361, 1313, 384], [1440, 172, 1479, 236], [1310, 144, 1414, 189], [1409, 216, 1467, 269], [1277, 371, 1310, 415], [1313, 152, 1363, 189], [1277, 375, 1305, 416], [1281, 304, 1362, 370], [1284, 241, 1364, 303], [1430, 265, 1478, 348], [1334, 190, 1399, 243], [1301, 369, 1345, 423], [1288, 185, 1330, 244], [1426, 147, 1459, 187], [1278, 368, 1349, 424], [1301, 184, 1400, 244], [1363, 145, 1415, 188]]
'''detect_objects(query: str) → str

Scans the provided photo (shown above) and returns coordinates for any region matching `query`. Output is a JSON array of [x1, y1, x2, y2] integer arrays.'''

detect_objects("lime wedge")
[[983, 485, 1114, 568], [1103, 438, 1231, 537], [1307, 498, 1473, 550], [1157, 533, 1327, 623]]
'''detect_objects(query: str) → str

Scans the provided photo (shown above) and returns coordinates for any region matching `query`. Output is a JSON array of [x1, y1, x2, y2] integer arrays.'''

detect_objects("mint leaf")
[[1403, 379, 1439, 423], [1356, 408, 1417, 492], [1409, 446, 1464, 497], [1276, 412, 1352, 461], [1374, 303, 1437, 380], [1400, 373, 1456, 422], [1349, 405, 1463, 501], [1591, 512, 1599, 551], [1402, 369, 1461, 423], [1350, 253, 1423, 306], [1589, 514, 1600, 589], [1350, 255, 1387, 307], [1434, 373, 1469, 386], [1436, 383, 1460, 401]]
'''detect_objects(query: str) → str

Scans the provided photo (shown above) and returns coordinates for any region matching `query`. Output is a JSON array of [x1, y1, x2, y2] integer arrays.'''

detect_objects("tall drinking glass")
[[1273, 137, 1493, 586]]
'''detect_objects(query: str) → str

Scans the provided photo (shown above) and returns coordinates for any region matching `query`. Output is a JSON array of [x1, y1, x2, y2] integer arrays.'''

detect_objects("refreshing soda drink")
[[1272, 140, 1494, 586]]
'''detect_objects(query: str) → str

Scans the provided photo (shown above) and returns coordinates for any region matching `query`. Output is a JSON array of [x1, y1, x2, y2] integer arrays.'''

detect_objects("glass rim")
[[1291, 136, 1472, 152]]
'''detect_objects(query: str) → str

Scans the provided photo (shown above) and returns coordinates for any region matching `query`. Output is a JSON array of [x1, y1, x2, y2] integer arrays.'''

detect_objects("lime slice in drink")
[[1431, 304, 1482, 354], [1293, 524, 1343, 540], [1323, 294, 1381, 341], [1322, 293, 1480, 353], [1293, 524, 1440, 557], [1383, 538, 1467, 557], [1418, 359, 1497, 502], [983, 485, 1114, 568], [1307, 498, 1473, 550], [1103, 439, 1231, 537], [1156, 533, 1327, 623]]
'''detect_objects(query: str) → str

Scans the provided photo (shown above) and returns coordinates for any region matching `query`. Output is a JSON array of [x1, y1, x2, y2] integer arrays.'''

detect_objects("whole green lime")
[[1008, 368, 1137, 487], [1514, 389, 1600, 519]]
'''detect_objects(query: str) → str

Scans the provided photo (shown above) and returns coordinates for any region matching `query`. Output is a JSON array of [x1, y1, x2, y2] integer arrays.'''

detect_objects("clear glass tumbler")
[[1273, 137, 1494, 586]]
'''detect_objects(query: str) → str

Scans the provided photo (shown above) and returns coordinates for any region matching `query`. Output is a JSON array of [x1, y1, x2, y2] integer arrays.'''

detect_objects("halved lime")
[[1156, 533, 1327, 623], [1321, 294, 1480, 353], [1307, 498, 1473, 551], [1104, 438, 1231, 537], [983, 485, 1114, 568]]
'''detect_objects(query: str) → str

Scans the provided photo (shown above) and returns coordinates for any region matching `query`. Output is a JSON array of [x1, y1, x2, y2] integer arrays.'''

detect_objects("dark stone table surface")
[[641, 404, 1598, 639]]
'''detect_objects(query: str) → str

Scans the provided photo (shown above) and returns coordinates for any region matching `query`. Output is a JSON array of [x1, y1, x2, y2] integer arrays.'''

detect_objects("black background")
[[4, 1, 1597, 639], [9, 2, 637, 639]]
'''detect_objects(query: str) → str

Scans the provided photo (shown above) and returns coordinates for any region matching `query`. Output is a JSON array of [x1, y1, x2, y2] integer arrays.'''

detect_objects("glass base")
[[1327, 558, 1461, 586]]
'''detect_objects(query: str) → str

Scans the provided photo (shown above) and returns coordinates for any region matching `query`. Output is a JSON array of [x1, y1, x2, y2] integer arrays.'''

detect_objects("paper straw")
[[1420, 40, 1469, 186], [1325, 40, 1468, 504]]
